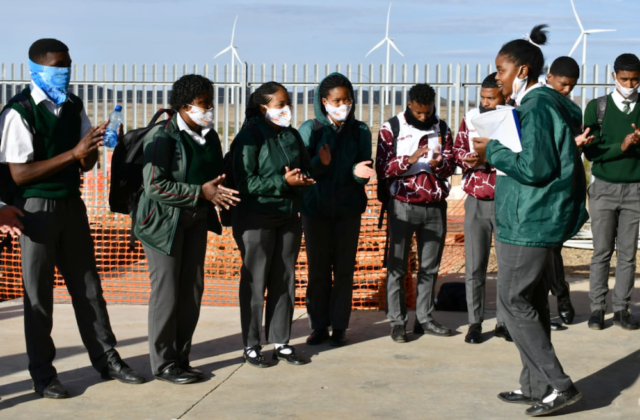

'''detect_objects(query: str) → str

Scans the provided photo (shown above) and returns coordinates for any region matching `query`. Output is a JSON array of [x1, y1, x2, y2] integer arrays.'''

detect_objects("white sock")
[[542, 389, 560, 404], [513, 389, 523, 395], [245, 346, 257, 358], [275, 344, 292, 354]]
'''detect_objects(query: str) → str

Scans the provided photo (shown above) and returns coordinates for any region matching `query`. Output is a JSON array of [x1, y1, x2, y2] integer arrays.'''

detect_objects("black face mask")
[[404, 107, 437, 131], [479, 104, 493, 114]]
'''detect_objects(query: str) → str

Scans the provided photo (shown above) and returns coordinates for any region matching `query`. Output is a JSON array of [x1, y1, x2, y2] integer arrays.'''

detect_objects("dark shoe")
[[329, 329, 346, 347], [558, 297, 575, 325], [588, 310, 605, 330], [613, 310, 640, 330], [102, 358, 145, 384], [494, 324, 513, 342], [243, 346, 270, 368], [391, 325, 407, 343], [525, 385, 582, 417], [497, 390, 537, 405], [306, 328, 330, 345], [181, 365, 205, 380], [273, 345, 306, 365], [550, 322, 567, 331], [154, 365, 200, 384], [34, 376, 69, 399], [464, 323, 483, 344], [413, 321, 424, 335], [422, 321, 453, 337]]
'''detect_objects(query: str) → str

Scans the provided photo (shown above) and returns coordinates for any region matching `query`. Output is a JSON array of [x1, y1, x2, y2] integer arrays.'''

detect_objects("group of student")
[[0, 29, 638, 417]]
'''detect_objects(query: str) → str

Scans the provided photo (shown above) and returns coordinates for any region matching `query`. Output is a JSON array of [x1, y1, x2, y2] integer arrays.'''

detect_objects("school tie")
[[622, 100, 631, 114]]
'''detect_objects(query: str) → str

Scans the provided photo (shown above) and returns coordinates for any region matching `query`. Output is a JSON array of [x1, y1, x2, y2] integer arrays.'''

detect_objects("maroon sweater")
[[453, 114, 496, 200]]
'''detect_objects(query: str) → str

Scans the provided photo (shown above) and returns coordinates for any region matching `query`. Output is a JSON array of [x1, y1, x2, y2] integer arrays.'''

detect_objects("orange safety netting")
[[0, 176, 466, 310]]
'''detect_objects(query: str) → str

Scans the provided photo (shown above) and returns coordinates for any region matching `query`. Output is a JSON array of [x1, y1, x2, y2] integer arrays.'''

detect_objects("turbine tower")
[[365, 3, 404, 105], [568, 0, 615, 69], [214, 16, 242, 104]]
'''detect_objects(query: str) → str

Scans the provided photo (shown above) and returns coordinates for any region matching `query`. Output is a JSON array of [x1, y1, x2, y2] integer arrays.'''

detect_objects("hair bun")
[[529, 24, 549, 47]]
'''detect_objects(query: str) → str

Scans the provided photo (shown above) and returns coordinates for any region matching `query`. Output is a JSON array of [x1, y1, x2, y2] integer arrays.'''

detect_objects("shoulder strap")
[[67, 93, 84, 115], [438, 119, 448, 140], [388, 116, 400, 155], [596, 95, 608, 135], [5, 92, 35, 135]]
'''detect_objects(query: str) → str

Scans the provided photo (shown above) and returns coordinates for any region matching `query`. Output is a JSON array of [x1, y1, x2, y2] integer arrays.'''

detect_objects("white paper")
[[470, 106, 522, 176]]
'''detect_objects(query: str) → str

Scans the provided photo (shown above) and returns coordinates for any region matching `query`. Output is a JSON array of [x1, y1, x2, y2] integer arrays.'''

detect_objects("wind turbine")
[[568, 0, 616, 68], [214, 16, 242, 104], [366, 3, 404, 105]]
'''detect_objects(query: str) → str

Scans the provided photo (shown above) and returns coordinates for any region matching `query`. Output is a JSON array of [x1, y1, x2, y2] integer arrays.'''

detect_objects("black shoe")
[[497, 390, 537, 405], [550, 322, 567, 331], [464, 323, 483, 344], [413, 321, 423, 335], [588, 310, 605, 330], [494, 324, 513, 342], [421, 321, 453, 337], [273, 345, 306, 365], [306, 328, 330, 345], [101, 358, 145, 384], [243, 346, 270, 368], [154, 365, 200, 384], [329, 329, 346, 347], [525, 385, 582, 417], [558, 297, 575, 325], [33, 376, 69, 399], [181, 365, 205, 380], [613, 310, 640, 330], [391, 325, 407, 343]]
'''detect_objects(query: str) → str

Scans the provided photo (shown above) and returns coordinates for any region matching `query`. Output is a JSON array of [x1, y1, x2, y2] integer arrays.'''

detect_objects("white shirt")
[[0, 83, 92, 163], [176, 113, 210, 146], [612, 88, 638, 113]]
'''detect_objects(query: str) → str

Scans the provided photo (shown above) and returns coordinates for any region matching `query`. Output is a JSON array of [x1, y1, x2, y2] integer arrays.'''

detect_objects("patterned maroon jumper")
[[453, 114, 496, 200]]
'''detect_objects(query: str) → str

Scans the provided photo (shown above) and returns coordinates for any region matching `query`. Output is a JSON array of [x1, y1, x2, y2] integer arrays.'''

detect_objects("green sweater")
[[181, 131, 221, 187], [583, 94, 640, 183]]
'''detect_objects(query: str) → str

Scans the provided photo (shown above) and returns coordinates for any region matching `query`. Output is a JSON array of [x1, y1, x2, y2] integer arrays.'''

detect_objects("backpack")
[[108, 108, 176, 215]]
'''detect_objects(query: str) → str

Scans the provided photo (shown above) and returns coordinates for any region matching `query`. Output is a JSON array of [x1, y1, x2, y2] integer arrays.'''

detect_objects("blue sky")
[[0, 0, 636, 81]]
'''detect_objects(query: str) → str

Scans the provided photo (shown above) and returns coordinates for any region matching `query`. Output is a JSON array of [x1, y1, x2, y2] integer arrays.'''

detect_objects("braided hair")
[[498, 25, 549, 81], [318, 74, 353, 115], [244, 81, 287, 125]]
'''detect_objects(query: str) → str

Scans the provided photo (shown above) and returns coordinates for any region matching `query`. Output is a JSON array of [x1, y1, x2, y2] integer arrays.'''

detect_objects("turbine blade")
[[389, 39, 404, 57], [386, 3, 392, 37], [233, 48, 242, 64], [231, 15, 238, 44], [584, 29, 617, 34], [366, 39, 387, 57], [568, 34, 583, 57], [570, 0, 584, 32], [214, 46, 232, 59]]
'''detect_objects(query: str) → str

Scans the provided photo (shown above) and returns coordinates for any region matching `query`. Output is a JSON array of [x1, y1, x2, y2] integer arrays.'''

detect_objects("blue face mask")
[[29, 59, 71, 106]]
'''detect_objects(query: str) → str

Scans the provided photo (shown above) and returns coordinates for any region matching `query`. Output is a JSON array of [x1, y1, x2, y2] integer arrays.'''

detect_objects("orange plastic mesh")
[[0, 175, 466, 310]]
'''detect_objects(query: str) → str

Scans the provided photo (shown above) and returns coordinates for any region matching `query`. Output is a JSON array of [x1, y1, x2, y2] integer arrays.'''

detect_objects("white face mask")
[[615, 76, 639, 99], [186, 104, 214, 128], [324, 102, 352, 122], [511, 66, 528, 105], [264, 105, 292, 127]]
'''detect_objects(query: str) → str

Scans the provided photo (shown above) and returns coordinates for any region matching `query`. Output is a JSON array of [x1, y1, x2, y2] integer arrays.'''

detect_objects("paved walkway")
[[0, 274, 639, 420]]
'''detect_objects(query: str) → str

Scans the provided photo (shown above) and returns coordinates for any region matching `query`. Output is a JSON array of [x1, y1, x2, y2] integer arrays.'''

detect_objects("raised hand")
[[408, 146, 430, 165], [319, 144, 331, 166], [354, 160, 375, 179], [285, 166, 315, 187], [575, 127, 595, 147], [201, 174, 241, 210], [462, 154, 487, 168], [72, 121, 108, 161], [472, 137, 490, 157]]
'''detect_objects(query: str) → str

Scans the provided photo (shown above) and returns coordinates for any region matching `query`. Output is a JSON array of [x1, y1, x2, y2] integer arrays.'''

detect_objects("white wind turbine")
[[214, 16, 242, 104], [365, 3, 404, 105], [568, 0, 616, 68]]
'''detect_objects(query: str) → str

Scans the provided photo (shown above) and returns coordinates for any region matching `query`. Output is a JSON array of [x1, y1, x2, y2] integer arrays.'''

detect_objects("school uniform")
[[375, 110, 455, 327], [135, 114, 223, 375], [485, 85, 588, 399], [583, 90, 640, 314], [0, 83, 120, 382], [232, 118, 311, 348], [298, 73, 372, 332], [453, 108, 503, 326]]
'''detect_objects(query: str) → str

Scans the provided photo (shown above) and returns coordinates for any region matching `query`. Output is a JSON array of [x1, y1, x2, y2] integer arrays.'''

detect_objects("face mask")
[[264, 105, 292, 127], [29, 59, 71, 106], [186, 104, 214, 128], [615, 76, 638, 99], [324, 103, 352, 122], [511, 66, 528, 106]]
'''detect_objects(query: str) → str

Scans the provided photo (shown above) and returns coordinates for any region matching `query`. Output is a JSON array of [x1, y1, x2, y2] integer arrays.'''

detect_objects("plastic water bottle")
[[104, 105, 122, 148]]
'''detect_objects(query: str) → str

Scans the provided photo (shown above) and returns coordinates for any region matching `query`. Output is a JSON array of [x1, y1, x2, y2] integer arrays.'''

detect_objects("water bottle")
[[104, 105, 122, 148]]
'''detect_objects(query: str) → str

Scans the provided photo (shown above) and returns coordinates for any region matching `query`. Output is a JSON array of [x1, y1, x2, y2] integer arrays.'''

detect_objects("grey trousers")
[[463, 196, 503, 325], [302, 215, 361, 330], [143, 208, 208, 375], [386, 199, 447, 327], [233, 215, 302, 348], [497, 242, 573, 399], [544, 245, 570, 302], [588, 178, 640, 312], [18, 197, 118, 381]]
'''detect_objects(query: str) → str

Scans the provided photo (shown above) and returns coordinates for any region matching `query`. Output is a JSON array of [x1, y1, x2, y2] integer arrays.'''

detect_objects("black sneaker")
[[613, 309, 640, 330], [588, 310, 605, 330], [525, 385, 582, 417], [391, 325, 407, 343], [494, 324, 513, 342]]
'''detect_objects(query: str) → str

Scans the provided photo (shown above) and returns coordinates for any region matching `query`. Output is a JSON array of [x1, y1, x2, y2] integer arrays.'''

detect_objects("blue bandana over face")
[[28, 59, 71, 106]]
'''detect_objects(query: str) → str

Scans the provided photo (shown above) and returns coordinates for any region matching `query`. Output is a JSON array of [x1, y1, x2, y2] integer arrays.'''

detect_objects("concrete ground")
[[0, 274, 639, 420]]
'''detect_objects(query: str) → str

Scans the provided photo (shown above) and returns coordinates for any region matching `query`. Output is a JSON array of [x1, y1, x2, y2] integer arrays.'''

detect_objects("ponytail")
[[499, 24, 549, 81]]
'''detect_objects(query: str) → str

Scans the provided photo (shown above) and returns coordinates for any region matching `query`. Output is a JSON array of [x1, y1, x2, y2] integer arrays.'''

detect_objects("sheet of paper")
[[470, 107, 522, 176]]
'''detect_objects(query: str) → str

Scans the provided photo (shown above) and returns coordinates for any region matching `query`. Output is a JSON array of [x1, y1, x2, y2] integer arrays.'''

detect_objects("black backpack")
[[108, 108, 176, 215]]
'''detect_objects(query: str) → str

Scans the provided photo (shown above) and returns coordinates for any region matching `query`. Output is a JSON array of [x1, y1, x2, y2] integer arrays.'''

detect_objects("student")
[[299, 73, 374, 347], [135, 74, 238, 384], [473, 25, 588, 416], [453, 72, 512, 344], [232, 82, 314, 367], [376, 83, 456, 343], [0, 39, 144, 399], [583, 53, 640, 331]]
